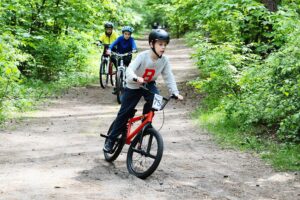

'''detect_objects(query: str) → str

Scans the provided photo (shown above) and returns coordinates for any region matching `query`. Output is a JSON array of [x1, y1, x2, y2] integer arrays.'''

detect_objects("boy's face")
[[105, 28, 112, 34], [153, 40, 168, 57], [123, 31, 131, 40]]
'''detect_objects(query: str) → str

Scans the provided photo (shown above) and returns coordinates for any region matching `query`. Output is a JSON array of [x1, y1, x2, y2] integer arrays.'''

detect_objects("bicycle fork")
[[117, 64, 126, 88], [136, 122, 153, 150]]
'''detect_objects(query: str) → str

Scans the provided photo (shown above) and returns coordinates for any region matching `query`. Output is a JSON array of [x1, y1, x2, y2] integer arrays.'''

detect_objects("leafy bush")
[[0, 0, 143, 123], [19, 33, 91, 81], [190, 41, 241, 100], [0, 34, 23, 119], [180, 1, 300, 143], [223, 9, 300, 142]]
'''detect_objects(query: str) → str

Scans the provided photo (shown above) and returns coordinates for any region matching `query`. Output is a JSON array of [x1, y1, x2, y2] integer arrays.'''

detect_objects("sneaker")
[[112, 88, 117, 95], [103, 139, 115, 153]]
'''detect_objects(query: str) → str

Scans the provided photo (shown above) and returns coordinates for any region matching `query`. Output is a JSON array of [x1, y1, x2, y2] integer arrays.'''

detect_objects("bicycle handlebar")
[[111, 51, 133, 57], [94, 41, 110, 48], [132, 78, 178, 110], [93, 40, 102, 46]]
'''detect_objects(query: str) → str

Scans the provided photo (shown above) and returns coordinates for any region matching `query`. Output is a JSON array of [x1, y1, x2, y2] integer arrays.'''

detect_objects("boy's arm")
[[161, 58, 179, 95], [109, 36, 119, 50], [131, 38, 137, 51], [126, 53, 143, 83]]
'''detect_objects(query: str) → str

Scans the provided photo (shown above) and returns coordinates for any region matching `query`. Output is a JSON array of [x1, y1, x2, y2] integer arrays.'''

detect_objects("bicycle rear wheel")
[[103, 121, 126, 162], [126, 128, 163, 179], [99, 60, 109, 89], [115, 70, 124, 104]]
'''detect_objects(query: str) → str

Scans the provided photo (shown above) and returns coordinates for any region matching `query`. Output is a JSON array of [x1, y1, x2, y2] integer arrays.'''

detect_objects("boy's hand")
[[106, 49, 111, 55], [176, 94, 184, 100], [136, 77, 144, 84], [96, 41, 102, 46]]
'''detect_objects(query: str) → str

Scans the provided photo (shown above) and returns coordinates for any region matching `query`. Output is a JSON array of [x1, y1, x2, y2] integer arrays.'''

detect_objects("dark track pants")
[[108, 82, 158, 141]]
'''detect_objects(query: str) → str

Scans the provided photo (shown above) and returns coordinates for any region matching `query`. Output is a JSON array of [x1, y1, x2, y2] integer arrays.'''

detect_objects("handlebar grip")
[[171, 94, 178, 100]]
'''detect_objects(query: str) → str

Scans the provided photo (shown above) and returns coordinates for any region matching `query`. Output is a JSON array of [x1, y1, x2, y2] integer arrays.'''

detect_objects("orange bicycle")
[[101, 84, 177, 179]]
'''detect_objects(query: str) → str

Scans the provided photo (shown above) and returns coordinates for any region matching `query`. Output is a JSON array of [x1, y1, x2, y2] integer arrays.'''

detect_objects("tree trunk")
[[29, 0, 47, 34], [261, 0, 280, 12], [53, 0, 61, 34]]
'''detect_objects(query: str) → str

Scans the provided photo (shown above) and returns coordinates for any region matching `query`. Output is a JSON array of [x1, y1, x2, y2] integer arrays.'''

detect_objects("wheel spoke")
[[127, 129, 163, 178], [131, 148, 156, 159], [132, 147, 142, 154]]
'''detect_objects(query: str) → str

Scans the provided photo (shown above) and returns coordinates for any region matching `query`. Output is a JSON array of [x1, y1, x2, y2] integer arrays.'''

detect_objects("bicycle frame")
[[102, 82, 178, 178], [112, 52, 133, 103], [126, 111, 154, 144], [125, 88, 173, 145]]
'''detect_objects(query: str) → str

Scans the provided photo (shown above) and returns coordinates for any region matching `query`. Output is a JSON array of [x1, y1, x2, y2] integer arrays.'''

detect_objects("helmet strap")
[[150, 41, 162, 59]]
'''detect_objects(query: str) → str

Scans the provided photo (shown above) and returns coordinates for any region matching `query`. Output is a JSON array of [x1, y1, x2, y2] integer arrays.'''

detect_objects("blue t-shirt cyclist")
[[107, 26, 137, 67], [107, 26, 137, 95]]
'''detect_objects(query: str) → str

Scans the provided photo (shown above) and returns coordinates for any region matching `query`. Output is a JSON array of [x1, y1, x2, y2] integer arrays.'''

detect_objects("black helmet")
[[104, 22, 114, 28], [148, 29, 170, 45]]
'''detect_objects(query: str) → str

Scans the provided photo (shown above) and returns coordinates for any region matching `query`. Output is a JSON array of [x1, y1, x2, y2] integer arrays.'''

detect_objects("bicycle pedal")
[[100, 134, 108, 138]]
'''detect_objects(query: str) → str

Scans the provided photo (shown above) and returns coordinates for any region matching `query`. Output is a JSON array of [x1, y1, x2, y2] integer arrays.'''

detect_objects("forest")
[[1, 0, 299, 155]]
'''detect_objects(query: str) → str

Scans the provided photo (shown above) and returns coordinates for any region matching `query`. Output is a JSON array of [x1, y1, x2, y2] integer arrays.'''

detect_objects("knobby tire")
[[99, 59, 109, 89], [126, 128, 163, 179]]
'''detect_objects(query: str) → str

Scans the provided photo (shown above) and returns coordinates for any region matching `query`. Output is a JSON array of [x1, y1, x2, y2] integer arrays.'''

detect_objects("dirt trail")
[[0, 38, 299, 200]]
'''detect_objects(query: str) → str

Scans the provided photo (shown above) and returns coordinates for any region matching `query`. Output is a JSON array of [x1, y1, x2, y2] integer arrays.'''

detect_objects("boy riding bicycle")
[[107, 26, 137, 94], [103, 29, 183, 153], [107, 26, 137, 65]]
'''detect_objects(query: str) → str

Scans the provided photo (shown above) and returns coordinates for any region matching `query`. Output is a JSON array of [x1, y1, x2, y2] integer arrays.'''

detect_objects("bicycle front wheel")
[[115, 70, 124, 104], [126, 128, 164, 179], [104, 121, 126, 162], [99, 60, 109, 89]]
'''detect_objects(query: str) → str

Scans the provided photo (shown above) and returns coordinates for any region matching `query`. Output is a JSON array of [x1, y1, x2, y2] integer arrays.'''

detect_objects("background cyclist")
[[107, 25, 137, 94], [98, 22, 118, 54]]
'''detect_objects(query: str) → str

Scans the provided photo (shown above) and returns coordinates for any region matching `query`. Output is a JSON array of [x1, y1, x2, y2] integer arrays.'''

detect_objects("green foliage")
[[195, 108, 300, 171], [189, 41, 242, 100], [232, 25, 300, 142], [166, 0, 300, 144], [0, 33, 23, 120], [19, 34, 91, 81], [0, 0, 143, 122], [0, 0, 143, 80], [139, 0, 173, 29]]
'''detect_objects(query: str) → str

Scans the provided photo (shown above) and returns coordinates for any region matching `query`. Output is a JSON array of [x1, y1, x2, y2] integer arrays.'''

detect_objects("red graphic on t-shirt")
[[142, 69, 156, 82]]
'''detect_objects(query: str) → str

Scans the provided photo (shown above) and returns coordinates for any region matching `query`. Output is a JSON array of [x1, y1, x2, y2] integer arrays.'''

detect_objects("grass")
[[194, 109, 300, 171]]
